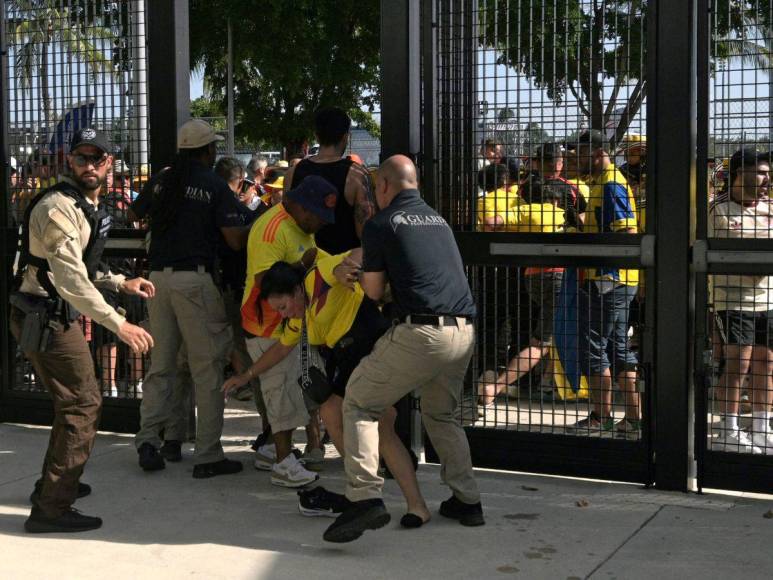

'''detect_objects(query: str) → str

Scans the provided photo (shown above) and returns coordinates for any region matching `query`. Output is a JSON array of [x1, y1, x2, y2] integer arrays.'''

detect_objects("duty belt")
[[399, 314, 473, 327]]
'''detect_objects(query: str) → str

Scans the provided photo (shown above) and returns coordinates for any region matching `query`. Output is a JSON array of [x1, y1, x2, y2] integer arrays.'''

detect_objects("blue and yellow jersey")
[[584, 164, 639, 286]]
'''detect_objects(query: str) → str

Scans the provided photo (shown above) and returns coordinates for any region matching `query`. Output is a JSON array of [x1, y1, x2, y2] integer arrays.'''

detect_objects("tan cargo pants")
[[343, 319, 480, 504], [135, 269, 232, 464]]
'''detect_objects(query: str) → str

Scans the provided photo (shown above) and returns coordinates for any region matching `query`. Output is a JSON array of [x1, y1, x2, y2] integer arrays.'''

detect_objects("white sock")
[[752, 411, 771, 434], [724, 414, 740, 431]]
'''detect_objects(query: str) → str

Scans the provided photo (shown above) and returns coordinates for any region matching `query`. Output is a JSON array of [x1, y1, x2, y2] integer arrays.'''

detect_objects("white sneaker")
[[750, 432, 773, 455], [712, 428, 762, 454], [254, 443, 277, 471], [271, 454, 319, 488]]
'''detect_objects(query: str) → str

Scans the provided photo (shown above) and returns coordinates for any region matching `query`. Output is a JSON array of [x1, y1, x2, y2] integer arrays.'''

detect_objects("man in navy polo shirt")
[[324, 155, 483, 544]]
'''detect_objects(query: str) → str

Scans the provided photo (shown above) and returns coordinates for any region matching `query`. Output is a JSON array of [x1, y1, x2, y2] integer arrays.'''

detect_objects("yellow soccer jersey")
[[476, 186, 521, 231]]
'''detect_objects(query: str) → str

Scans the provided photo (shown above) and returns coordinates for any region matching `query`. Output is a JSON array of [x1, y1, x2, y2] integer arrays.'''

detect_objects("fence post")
[[147, 0, 190, 172], [649, 0, 696, 491]]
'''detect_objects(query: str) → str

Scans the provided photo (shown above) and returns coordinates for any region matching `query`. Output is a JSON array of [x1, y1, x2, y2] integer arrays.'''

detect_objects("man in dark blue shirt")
[[132, 119, 248, 478], [324, 155, 483, 544]]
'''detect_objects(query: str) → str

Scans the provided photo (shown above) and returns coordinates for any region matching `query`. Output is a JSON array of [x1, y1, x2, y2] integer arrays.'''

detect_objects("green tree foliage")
[[479, 0, 772, 145], [9, 0, 118, 127], [190, 0, 380, 155]]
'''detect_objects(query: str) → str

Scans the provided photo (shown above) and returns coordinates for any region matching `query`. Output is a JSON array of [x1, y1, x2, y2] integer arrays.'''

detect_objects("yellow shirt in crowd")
[[279, 252, 364, 348], [241, 203, 328, 337], [476, 185, 521, 231], [583, 164, 639, 286]]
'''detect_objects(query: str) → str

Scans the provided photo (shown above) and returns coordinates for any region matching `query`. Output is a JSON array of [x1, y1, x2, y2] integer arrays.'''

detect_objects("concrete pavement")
[[1, 403, 772, 580]]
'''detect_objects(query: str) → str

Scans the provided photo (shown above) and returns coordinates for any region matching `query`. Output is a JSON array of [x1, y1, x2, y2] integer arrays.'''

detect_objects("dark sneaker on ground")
[[616, 418, 642, 438], [323, 499, 391, 543], [138, 442, 165, 471], [566, 412, 616, 433], [160, 440, 183, 462], [439, 495, 485, 527], [192, 458, 243, 479], [298, 486, 351, 518], [30, 480, 91, 505], [25, 508, 102, 533]]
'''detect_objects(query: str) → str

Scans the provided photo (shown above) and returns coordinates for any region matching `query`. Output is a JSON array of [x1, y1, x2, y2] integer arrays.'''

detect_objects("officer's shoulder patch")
[[46, 207, 78, 237]]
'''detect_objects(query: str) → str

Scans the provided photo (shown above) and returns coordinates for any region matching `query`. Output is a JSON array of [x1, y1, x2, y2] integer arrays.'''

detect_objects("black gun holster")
[[10, 292, 63, 353]]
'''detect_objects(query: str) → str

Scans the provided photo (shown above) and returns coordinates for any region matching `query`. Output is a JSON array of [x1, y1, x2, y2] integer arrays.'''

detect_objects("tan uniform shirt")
[[18, 176, 127, 333]]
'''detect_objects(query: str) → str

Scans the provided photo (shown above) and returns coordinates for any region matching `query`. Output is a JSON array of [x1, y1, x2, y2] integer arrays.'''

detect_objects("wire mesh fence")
[[5, 0, 151, 400], [429, 0, 647, 438]]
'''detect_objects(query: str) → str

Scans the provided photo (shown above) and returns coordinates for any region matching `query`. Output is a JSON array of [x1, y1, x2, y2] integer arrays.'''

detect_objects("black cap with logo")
[[69, 127, 110, 154]]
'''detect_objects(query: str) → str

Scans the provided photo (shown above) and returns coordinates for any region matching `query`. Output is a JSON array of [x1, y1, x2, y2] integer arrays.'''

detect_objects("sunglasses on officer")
[[71, 153, 109, 168]]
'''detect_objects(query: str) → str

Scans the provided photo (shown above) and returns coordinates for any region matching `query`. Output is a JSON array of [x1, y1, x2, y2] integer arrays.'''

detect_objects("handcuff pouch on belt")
[[298, 317, 333, 405]]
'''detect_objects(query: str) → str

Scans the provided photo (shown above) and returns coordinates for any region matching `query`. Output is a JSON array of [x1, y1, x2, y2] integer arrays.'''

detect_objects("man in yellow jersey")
[[565, 130, 641, 436], [241, 175, 337, 487]]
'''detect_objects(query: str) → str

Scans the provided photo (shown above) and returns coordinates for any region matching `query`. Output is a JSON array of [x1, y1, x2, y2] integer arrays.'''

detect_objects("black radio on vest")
[[13, 181, 112, 320], [291, 157, 358, 254]]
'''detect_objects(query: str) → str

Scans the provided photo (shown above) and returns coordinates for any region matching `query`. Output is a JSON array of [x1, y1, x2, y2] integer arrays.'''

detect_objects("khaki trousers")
[[11, 307, 102, 518], [135, 269, 232, 464], [343, 320, 480, 504]]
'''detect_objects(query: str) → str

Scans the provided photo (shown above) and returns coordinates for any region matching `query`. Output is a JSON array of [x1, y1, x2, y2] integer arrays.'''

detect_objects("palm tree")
[[9, 0, 117, 130]]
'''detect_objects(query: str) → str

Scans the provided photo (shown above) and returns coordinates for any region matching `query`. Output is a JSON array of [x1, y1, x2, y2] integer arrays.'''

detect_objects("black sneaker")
[[323, 499, 391, 543], [29, 480, 91, 505], [192, 458, 243, 479], [159, 440, 183, 462], [24, 507, 102, 533], [439, 495, 485, 527], [298, 486, 351, 518], [138, 442, 165, 472]]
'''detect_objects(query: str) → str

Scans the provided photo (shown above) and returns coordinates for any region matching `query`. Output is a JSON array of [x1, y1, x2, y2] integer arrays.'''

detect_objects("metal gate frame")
[[0, 0, 190, 433], [692, 0, 773, 495], [381, 0, 696, 490]]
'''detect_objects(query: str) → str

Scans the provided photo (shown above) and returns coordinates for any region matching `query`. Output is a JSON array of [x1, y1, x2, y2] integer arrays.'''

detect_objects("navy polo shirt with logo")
[[131, 160, 245, 270], [361, 189, 476, 320]]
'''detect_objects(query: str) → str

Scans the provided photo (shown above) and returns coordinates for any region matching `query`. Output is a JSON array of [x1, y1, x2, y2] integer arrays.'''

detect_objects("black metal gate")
[[0, 0, 189, 432], [693, 0, 773, 494]]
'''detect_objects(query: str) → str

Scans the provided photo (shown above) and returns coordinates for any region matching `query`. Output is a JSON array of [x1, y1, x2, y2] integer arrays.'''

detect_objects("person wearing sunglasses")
[[10, 127, 155, 534]]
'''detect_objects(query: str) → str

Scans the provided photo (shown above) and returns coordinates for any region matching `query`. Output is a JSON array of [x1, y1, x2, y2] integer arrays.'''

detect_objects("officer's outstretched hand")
[[117, 321, 154, 354], [121, 277, 156, 298], [334, 248, 363, 290]]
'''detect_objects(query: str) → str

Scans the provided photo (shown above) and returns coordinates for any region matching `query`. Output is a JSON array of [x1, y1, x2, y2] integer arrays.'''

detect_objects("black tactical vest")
[[13, 181, 113, 306]]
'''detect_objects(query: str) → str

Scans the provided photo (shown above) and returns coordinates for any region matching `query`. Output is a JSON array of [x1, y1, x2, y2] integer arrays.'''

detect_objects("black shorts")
[[325, 298, 391, 398], [714, 310, 773, 347]]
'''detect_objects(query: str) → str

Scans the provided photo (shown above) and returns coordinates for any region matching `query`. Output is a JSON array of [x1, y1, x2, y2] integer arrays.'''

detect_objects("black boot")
[[29, 480, 91, 505], [192, 458, 243, 479], [138, 443, 165, 471], [25, 508, 102, 533], [439, 495, 485, 526], [159, 440, 183, 462]]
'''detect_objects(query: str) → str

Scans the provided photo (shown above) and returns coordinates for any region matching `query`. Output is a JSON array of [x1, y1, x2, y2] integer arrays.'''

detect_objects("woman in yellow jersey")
[[478, 176, 579, 405], [223, 252, 430, 526]]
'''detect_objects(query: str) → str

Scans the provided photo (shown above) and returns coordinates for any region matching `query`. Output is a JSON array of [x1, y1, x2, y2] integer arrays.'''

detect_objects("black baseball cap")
[[532, 142, 565, 160], [577, 130, 608, 151], [728, 147, 770, 176], [69, 127, 110, 154], [285, 175, 338, 224]]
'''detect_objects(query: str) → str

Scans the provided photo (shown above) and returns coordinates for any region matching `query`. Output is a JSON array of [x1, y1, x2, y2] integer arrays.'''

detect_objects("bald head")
[[375, 155, 418, 208]]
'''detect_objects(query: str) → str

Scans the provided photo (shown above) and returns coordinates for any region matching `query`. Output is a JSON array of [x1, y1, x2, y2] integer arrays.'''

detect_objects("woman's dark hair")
[[478, 163, 509, 192], [256, 261, 305, 325], [149, 144, 210, 234]]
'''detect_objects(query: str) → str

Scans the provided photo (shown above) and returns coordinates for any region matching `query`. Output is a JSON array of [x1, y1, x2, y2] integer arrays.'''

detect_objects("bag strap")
[[298, 316, 312, 389]]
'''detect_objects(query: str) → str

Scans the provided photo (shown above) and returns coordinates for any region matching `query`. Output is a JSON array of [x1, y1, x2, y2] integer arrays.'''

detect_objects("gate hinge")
[[692, 239, 708, 273], [640, 235, 656, 267]]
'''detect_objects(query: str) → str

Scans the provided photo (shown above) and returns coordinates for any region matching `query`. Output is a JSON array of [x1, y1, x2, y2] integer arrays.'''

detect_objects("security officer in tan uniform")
[[131, 119, 248, 477], [11, 128, 155, 533]]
